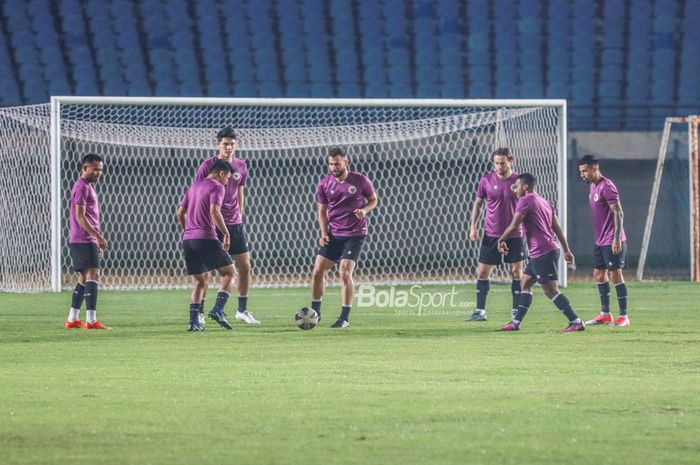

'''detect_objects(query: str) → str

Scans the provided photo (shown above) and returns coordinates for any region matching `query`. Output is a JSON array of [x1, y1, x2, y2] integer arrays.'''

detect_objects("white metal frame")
[[49, 97, 567, 291]]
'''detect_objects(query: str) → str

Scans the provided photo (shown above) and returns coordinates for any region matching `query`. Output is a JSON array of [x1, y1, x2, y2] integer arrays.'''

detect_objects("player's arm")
[[496, 213, 524, 253], [551, 214, 575, 266], [609, 202, 624, 254], [75, 204, 107, 250], [238, 186, 245, 218], [317, 203, 329, 246], [354, 192, 378, 219], [210, 204, 230, 250], [176, 206, 186, 229], [469, 197, 484, 241]]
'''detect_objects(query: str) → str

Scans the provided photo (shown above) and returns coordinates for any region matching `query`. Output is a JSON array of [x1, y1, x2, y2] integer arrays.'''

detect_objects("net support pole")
[[689, 116, 700, 282], [557, 101, 568, 287], [50, 97, 62, 292], [637, 117, 679, 281]]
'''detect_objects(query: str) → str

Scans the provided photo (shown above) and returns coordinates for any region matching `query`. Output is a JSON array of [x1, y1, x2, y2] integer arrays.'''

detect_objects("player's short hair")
[[328, 147, 347, 158], [216, 127, 237, 141], [209, 159, 233, 174], [82, 153, 103, 166], [578, 154, 599, 166], [492, 147, 514, 161], [518, 172, 536, 189]]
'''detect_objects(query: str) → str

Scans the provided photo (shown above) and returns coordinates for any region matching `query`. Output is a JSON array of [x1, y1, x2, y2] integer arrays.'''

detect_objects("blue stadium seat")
[[310, 81, 334, 97], [208, 80, 233, 97], [364, 80, 389, 98], [440, 80, 464, 99], [468, 81, 490, 98], [22, 77, 47, 103], [103, 79, 128, 96], [338, 81, 362, 98], [286, 82, 311, 98], [389, 81, 412, 98], [259, 81, 284, 97]]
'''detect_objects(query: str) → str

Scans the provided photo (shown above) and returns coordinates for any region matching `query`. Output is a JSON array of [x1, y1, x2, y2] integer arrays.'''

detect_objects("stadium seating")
[[0, 0, 697, 129]]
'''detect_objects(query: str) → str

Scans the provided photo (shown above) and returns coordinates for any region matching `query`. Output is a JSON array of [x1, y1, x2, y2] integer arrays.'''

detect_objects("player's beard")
[[331, 168, 347, 178]]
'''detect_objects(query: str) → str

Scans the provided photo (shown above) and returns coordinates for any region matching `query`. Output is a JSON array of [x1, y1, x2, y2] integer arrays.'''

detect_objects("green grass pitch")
[[1, 282, 699, 465]]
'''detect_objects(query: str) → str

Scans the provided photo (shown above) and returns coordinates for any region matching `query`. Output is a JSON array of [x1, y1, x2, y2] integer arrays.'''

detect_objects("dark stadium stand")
[[0, 0, 698, 129]]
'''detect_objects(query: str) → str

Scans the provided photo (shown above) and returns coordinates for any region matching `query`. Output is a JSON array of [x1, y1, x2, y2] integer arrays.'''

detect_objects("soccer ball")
[[295, 307, 319, 330]]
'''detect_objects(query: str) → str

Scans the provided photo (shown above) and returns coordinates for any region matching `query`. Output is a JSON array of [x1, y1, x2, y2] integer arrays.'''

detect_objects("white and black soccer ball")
[[295, 307, 319, 330]]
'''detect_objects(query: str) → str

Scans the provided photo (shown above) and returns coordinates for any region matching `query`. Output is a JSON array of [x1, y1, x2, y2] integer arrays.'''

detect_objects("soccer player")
[[177, 160, 237, 331], [578, 154, 630, 327], [310, 147, 377, 328], [65, 154, 110, 330], [468, 147, 526, 321], [194, 127, 259, 325], [497, 173, 585, 333]]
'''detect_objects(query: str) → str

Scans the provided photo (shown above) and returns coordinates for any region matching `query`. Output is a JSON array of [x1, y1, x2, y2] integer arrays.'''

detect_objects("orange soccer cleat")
[[64, 319, 85, 329], [611, 316, 630, 327], [85, 321, 111, 330], [585, 312, 613, 325]]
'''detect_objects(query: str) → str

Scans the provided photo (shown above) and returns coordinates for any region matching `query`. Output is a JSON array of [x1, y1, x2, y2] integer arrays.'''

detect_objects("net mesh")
[[0, 100, 563, 291]]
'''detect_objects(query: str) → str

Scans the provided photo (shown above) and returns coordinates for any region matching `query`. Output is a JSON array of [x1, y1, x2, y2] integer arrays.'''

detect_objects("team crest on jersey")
[[232, 172, 242, 181], [593, 193, 599, 201], [348, 185, 357, 194]]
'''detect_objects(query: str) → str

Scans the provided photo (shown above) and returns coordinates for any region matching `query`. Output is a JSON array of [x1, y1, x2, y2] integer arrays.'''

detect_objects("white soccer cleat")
[[236, 311, 260, 325]]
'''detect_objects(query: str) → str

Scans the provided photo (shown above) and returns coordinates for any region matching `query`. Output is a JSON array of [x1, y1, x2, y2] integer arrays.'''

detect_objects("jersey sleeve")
[[315, 180, 327, 204], [515, 196, 531, 217], [209, 184, 225, 206], [476, 176, 487, 199], [361, 175, 376, 198], [194, 160, 209, 182], [179, 190, 189, 209], [602, 181, 620, 206], [72, 184, 88, 206], [238, 163, 248, 187]]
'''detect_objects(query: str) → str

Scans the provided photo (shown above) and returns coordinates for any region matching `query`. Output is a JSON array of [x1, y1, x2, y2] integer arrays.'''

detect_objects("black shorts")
[[183, 239, 233, 275], [69, 243, 101, 272], [524, 249, 560, 284], [318, 234, 366, 262], [594, 242, 627, 270], [216, 223, 250, 256], [479, 235, 527, 265]]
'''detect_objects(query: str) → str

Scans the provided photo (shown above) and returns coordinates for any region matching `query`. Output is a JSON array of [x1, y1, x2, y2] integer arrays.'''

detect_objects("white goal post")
[[0, 97, 567, 292]]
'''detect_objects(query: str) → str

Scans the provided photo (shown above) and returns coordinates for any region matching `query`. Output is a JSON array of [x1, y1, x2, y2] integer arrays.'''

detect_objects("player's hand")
[[564, 251, 575, 267], [469, 227, 478, 241], [222, 234, 230, 251], [97, 236, 107, 251], [497, 241, 508, 254], [611, 239, 621, 255], [354, 208, 366, 219], [319, 234, 329, 246]]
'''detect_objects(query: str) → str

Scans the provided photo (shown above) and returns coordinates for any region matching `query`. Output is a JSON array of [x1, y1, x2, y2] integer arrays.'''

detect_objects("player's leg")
[[586, 245, 613, 325], [508, 260, 524, 320], [311, 234, 343, 320], [84, 266, 109, 330], [188, 272, 209, 331], [65, 271, 87, 328], [608, 242, 629, 327], [541, 280, 583, 331], [469, 262, 493, 321], [208, 263, 236, 329], [331, 259, 356, 328], [501, 272, 536, 331], [232, 252, 258, 324]]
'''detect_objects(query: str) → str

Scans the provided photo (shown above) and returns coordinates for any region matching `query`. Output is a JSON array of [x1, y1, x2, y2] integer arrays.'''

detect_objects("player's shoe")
[[235, 311, 260, 325], [611, 316, 630, 327], [197, 312, 205, 326], [500, 321, 521, 331], [208, 309, 233, 329], [330, 318, 349, 328], [560, 321, 585, 333], [85, 321, 111, 330], [585, 312, 613, 325], [187, 321, 204, 332], [64, 319, 85, 329], [467, 310, 487, 321]]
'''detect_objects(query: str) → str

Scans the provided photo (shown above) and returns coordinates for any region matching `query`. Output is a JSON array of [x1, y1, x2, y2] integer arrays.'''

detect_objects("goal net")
[[0, 98, 566, 292]]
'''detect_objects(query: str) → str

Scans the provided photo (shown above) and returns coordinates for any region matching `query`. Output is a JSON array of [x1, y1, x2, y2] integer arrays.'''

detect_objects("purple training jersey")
[[476, 171, 523, 238], [515, 192, 559, 259], [589, 176, 626, 246], [316, 171, 375, 237], [69, 177, 100, 244], [195, 156, 247, 225], [180, 178, 226, 240]]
